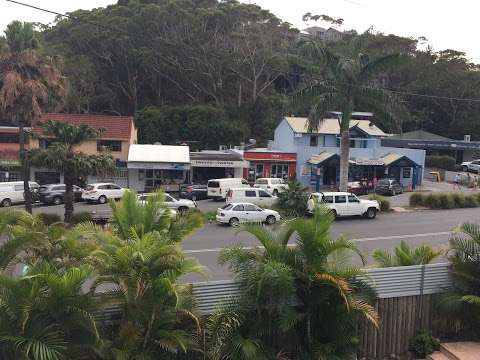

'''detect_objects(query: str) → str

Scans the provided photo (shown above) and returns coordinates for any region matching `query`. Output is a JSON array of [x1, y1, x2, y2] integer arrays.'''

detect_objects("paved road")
[[182, 208, 480, 282]]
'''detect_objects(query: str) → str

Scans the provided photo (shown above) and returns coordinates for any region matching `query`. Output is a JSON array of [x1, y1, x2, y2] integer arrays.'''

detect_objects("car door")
[[258, 190, 274, 206], [231, 204, 246, 222], [164, 194, 177, 209], [243, 204, 264, 222], [109, 184, 123, 199], [472, 160, 480, 173], [347, 194, 362, 216], [73, 186, 83, 201], [334, 195, 348, 216]]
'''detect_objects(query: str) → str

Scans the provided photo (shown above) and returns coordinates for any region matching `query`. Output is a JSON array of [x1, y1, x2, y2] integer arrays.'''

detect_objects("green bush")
[[203, 211, 217, 222], [70, 211, 93, 224], [409, 330, 440, 358], [38, 213, 62, 225], [409, 192, 424, 207], [368, 194, 390, 212], [438, 193, 455, 209], [464, 195, 478, 208], [425, 155, 456, 171], [450, 193, 465, 208], [410, 192, 480, 209]]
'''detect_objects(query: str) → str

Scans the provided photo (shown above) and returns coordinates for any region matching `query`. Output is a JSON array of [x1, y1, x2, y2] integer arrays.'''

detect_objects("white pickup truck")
[[307, 191, 380, 219]]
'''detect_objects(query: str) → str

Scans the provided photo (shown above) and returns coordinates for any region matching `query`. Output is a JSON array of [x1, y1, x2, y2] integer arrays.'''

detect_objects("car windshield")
[[221, 204, 233, 210], [256, 179, 268, 184], [378, 179, 390, 186]]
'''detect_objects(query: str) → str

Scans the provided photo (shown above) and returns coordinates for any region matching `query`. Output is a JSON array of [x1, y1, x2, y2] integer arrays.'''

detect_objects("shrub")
[[203, 211, 217, 223], [409, 193, 424, 207], [38, 213, 62, 225], [438, 193, 455, 209], [70, 211, 93, 224], [275, 180, 309, 217], [425, 155, 456, 171], [464, 195, 478, 208], [409, 330, 440, 358], [450, 193, 466, 208], [368, 194, 390, 212]]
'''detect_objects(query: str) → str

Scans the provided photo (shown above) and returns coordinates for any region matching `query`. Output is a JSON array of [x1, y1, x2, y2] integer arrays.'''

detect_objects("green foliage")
[[211, 206, 377, 359], [409, 192, 480, 209], [373, 240, 442, 267], [368, 194, 391, 212], [438, 223, 480, 338], [37, 212, 62, 225], [70, 211, 93, 225], [408, 330, 440, 358], [275, 180, 309, 217], [425, 155, 456, 171]]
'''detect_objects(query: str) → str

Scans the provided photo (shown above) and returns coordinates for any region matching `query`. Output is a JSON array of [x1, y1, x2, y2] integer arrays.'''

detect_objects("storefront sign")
[[354, 159, 385, 166], [244, 152, 296, 162], [0, 159, 20, 167], [191, 159, 247, 168], [128, 162, 190, 170]]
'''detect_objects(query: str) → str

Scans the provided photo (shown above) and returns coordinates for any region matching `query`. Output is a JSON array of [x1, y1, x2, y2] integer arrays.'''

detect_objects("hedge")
[[425, 155, 456, 171], [409, 192, 480, 209], [368, 194, 391, 212]]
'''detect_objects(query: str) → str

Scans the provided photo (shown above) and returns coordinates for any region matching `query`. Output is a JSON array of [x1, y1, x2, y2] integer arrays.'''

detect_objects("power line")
[[5, 0, 480, 104]]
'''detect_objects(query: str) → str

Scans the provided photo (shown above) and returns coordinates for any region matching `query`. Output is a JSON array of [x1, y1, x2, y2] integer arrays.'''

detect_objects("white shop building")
[[190, 150, 248, 184], [127, 144, 190, 193]]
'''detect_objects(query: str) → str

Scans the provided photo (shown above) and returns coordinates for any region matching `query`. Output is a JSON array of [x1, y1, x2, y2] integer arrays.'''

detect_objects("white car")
[[307, 192, 380, 219], [138, 193, 197, 214], [461, 159, 480, 173], [226, 188, 277, 207], [216, 202, 281, 226], [254, 178, 288, 195], [82, 183, 126, 204]]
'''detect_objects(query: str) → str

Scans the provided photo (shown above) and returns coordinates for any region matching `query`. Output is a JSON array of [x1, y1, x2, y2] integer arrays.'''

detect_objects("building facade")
[[243, 149, 296, 181], [190, 150, 248, 184], [272, 116, 426, 189]]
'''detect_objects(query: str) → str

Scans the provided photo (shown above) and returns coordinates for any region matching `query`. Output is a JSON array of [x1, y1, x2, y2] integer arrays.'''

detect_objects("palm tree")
[[0, 264, 100, 360], [30, 120, 114, 223], [438, 223, 480, 338], [214, 205, 378, 359], [373, 240, 442, 267], [92, 191, 206, 357], [275, 180, 309, 217], [297, 35, 403, 191], [0, 21, 68, 213]]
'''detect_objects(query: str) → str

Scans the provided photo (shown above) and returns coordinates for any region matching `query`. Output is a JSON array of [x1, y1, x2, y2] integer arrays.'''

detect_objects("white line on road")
[[183, 231, 452, 254]]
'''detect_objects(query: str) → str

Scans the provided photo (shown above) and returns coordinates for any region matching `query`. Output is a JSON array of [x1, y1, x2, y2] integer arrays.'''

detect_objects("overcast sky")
[[1, 0, 478, 61]]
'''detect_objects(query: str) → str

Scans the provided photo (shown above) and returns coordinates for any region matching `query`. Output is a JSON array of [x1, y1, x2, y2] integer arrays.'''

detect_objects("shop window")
[[403, 168, 412, 178], [97, 140, 122, 152], [0, 133, 19, 143], [271, 164, 288, 178], [310, 136, 318, 147], [350, 139, 356, 148]]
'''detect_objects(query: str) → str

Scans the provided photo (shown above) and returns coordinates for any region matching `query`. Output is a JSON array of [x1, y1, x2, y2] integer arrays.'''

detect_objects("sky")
[[1, 0, 479, 62]]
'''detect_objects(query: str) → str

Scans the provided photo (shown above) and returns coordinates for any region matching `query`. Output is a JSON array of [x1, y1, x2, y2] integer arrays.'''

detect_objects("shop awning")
[[380, 153, 419, 167], [351, 159, 385, 166], [190, 150, 248, 168], [308, 152, 339, 165], [127, 144, 190, 170]]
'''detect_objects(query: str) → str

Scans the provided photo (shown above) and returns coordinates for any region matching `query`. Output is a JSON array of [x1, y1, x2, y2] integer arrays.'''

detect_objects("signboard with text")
[[191, 159, 247, 168]]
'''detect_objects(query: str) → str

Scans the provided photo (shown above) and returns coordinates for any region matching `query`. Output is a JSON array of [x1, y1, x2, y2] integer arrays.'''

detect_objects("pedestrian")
[[475, 176, 479, 191], [453, 173, 460, 190], [467, 173, 472, 188]]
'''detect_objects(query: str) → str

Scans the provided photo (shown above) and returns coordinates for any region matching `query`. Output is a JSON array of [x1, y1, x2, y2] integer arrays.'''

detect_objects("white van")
[[226, 187, 277, 207], [0, 181, 40, 207], [207, 178, 250, 200]]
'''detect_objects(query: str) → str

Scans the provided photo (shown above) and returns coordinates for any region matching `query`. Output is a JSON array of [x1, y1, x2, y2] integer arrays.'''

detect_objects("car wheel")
[[178, 206, 188, 215], [462, 166, 469, 172], [53, 196, 62, 205], [98, 195, 107, 204], [1, 198, 11, 207], [273, 189, 278, 196], [229, 217, 240, 227], [366, 207, 377, 219], [330, 209, 337, 219], [266, 215, 276, 225]]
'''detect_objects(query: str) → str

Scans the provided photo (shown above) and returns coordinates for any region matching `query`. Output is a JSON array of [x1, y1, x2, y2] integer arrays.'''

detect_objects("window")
[[245, 190, 256, 197], [233, 205, 244, 211], [164, 194, 174, 202], [97, 140, 122, 152], [259, 190, 271, 198], [244, 204, 257, 211], [14, 185, 23, 191], [222, 204, 233, 210], [53, 185, 65, 191], [208, 181, 220, 188], [109, 184, 121, 190], [350, 139, 356, 148], [98, 185, 108, 190], [256, 179, 268, 185], [348, 195, 360, 203], [336, 137, 340, 147], [310, 135, 318, 147], [0, 133, 19, 143], [322, 195, 334, 203], [403, 168, 412, 178], [271, 164, 289, 178], [335, 195, 347, 203]]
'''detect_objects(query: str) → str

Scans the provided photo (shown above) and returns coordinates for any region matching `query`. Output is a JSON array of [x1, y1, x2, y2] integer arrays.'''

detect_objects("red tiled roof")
[[33, 113, 135, 140]]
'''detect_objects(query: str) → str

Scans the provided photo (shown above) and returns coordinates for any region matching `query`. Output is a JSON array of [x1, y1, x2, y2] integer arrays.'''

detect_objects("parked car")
[[461, 159, 480, 173], [226, 187, 277, 207], [82, 183, 126, 204], [38, 184, 84, 205], [347, 181, 368, 195], [307, 192, 380, 219], [180, 184, 208, 200], [207, 178, 250, 200], [216, 202, 280, 226], [375, 179, 403, 196], [138, 192, 197, 214], [0, 181, 39, 207], [254, 178, 289, 195]]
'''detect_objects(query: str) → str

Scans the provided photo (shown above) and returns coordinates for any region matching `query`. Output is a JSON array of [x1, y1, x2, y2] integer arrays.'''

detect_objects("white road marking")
[[183, 231, 452, 254]]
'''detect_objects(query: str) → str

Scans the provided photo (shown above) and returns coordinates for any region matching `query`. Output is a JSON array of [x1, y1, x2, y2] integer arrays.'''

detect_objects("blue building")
[[272, 115, 425, 190]]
